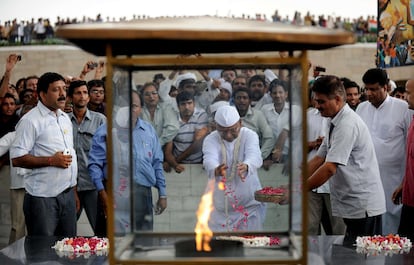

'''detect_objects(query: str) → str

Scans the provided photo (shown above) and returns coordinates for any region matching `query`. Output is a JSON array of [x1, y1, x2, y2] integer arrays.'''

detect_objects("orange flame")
[[218, 181, 225, 191], [195, 179, 215, 252]]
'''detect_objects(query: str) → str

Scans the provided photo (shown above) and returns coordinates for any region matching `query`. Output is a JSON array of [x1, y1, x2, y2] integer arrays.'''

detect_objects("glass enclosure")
[[106, 57, 307, 263]]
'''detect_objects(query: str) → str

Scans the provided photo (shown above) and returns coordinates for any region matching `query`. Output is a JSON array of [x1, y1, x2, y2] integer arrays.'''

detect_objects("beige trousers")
[[9, 188, 26, 244]]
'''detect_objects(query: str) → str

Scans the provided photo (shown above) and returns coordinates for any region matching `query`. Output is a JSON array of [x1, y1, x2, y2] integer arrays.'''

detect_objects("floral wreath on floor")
[[52, 237, 109, 258], [355, 234, 412, 256]]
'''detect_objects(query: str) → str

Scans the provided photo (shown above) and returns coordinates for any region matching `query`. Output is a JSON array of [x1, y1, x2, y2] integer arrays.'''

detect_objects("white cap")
[[214, 105, 240, 127], [175, 72, 197, 88], [209, 100, 230, 115], [218, 78, 232, 95], [264, 69, 278, 85]]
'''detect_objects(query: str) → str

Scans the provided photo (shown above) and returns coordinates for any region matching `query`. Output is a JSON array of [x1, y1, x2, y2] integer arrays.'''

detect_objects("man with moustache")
[[10, 72, 78, 237], [247, 74, 272, 110]]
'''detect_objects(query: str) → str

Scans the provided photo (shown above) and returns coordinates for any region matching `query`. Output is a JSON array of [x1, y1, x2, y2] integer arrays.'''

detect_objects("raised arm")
[[0, 54, 20, 101], [94, 60, 105, 80], [79, 60, 97, 80]]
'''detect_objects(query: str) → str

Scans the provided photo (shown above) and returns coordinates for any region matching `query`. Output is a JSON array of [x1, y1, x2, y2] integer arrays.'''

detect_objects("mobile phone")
[[88, 62, 98, 69], [63, 149, 70, 155]]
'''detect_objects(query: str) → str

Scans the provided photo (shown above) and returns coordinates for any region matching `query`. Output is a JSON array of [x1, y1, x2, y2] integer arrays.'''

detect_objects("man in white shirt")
[[356, 68, 412, 235], [307, 75, 386, 246], [261, 79, 301, 169], [10, 72, 78, 237]]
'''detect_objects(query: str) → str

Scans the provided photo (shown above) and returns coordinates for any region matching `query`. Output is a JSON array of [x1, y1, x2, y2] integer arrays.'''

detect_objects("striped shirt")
[[173, 107, 208, 163]]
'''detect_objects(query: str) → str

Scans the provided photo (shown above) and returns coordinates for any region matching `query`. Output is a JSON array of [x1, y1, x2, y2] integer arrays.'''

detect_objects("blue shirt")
[[88, 124, 107, 192], [69, 109, 106, 191], [88, 119, 166, 197]]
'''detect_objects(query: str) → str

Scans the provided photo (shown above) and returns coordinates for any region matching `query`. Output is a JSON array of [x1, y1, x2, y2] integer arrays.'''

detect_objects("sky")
[[2, 0, 377, 25]]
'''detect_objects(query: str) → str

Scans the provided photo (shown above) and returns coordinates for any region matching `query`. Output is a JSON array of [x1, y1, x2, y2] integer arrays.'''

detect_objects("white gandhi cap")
[[214, 105, 240, 127]]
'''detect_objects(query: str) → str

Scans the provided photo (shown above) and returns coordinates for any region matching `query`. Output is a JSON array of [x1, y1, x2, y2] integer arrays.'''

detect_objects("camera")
[[63, 149, 70, 155], [315, 66, 326, 72], [88, 62, 98, 69]]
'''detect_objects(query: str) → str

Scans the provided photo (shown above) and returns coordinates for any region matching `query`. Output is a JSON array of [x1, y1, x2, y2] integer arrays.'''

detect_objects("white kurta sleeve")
[[202, 132, 221, 178]]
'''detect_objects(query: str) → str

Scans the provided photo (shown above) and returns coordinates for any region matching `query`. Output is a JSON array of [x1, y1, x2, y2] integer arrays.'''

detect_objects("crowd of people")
[[0, 51, 413, 248], [0, 10, 377, 45]]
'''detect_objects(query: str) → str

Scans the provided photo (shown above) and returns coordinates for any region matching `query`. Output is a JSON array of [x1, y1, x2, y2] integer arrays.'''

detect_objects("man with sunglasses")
[[87, 79, 106, 116]]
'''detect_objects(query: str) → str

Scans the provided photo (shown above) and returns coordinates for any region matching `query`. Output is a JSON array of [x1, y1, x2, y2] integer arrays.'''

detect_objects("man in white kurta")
[[202, 105, 266, 232], [356, 68, 412, 234]]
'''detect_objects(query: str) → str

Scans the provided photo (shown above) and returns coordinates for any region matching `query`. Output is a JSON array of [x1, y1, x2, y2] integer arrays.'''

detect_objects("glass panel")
[[288, 65, 304, 234], [111, 67, 132, 238], [110, 63, 305, 262]]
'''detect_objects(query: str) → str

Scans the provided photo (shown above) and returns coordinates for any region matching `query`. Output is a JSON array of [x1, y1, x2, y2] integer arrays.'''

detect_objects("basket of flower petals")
[[254, 186, 286, 203]]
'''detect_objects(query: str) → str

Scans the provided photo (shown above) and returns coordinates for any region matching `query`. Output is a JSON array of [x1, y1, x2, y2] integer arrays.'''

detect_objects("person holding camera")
[[79, 60, 105, 81]]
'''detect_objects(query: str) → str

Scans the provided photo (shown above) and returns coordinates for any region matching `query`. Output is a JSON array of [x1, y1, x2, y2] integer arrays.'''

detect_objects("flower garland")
[[219, 176, 249, 231], [52, 236, 109, 257], [355, 234, 412, 256]]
